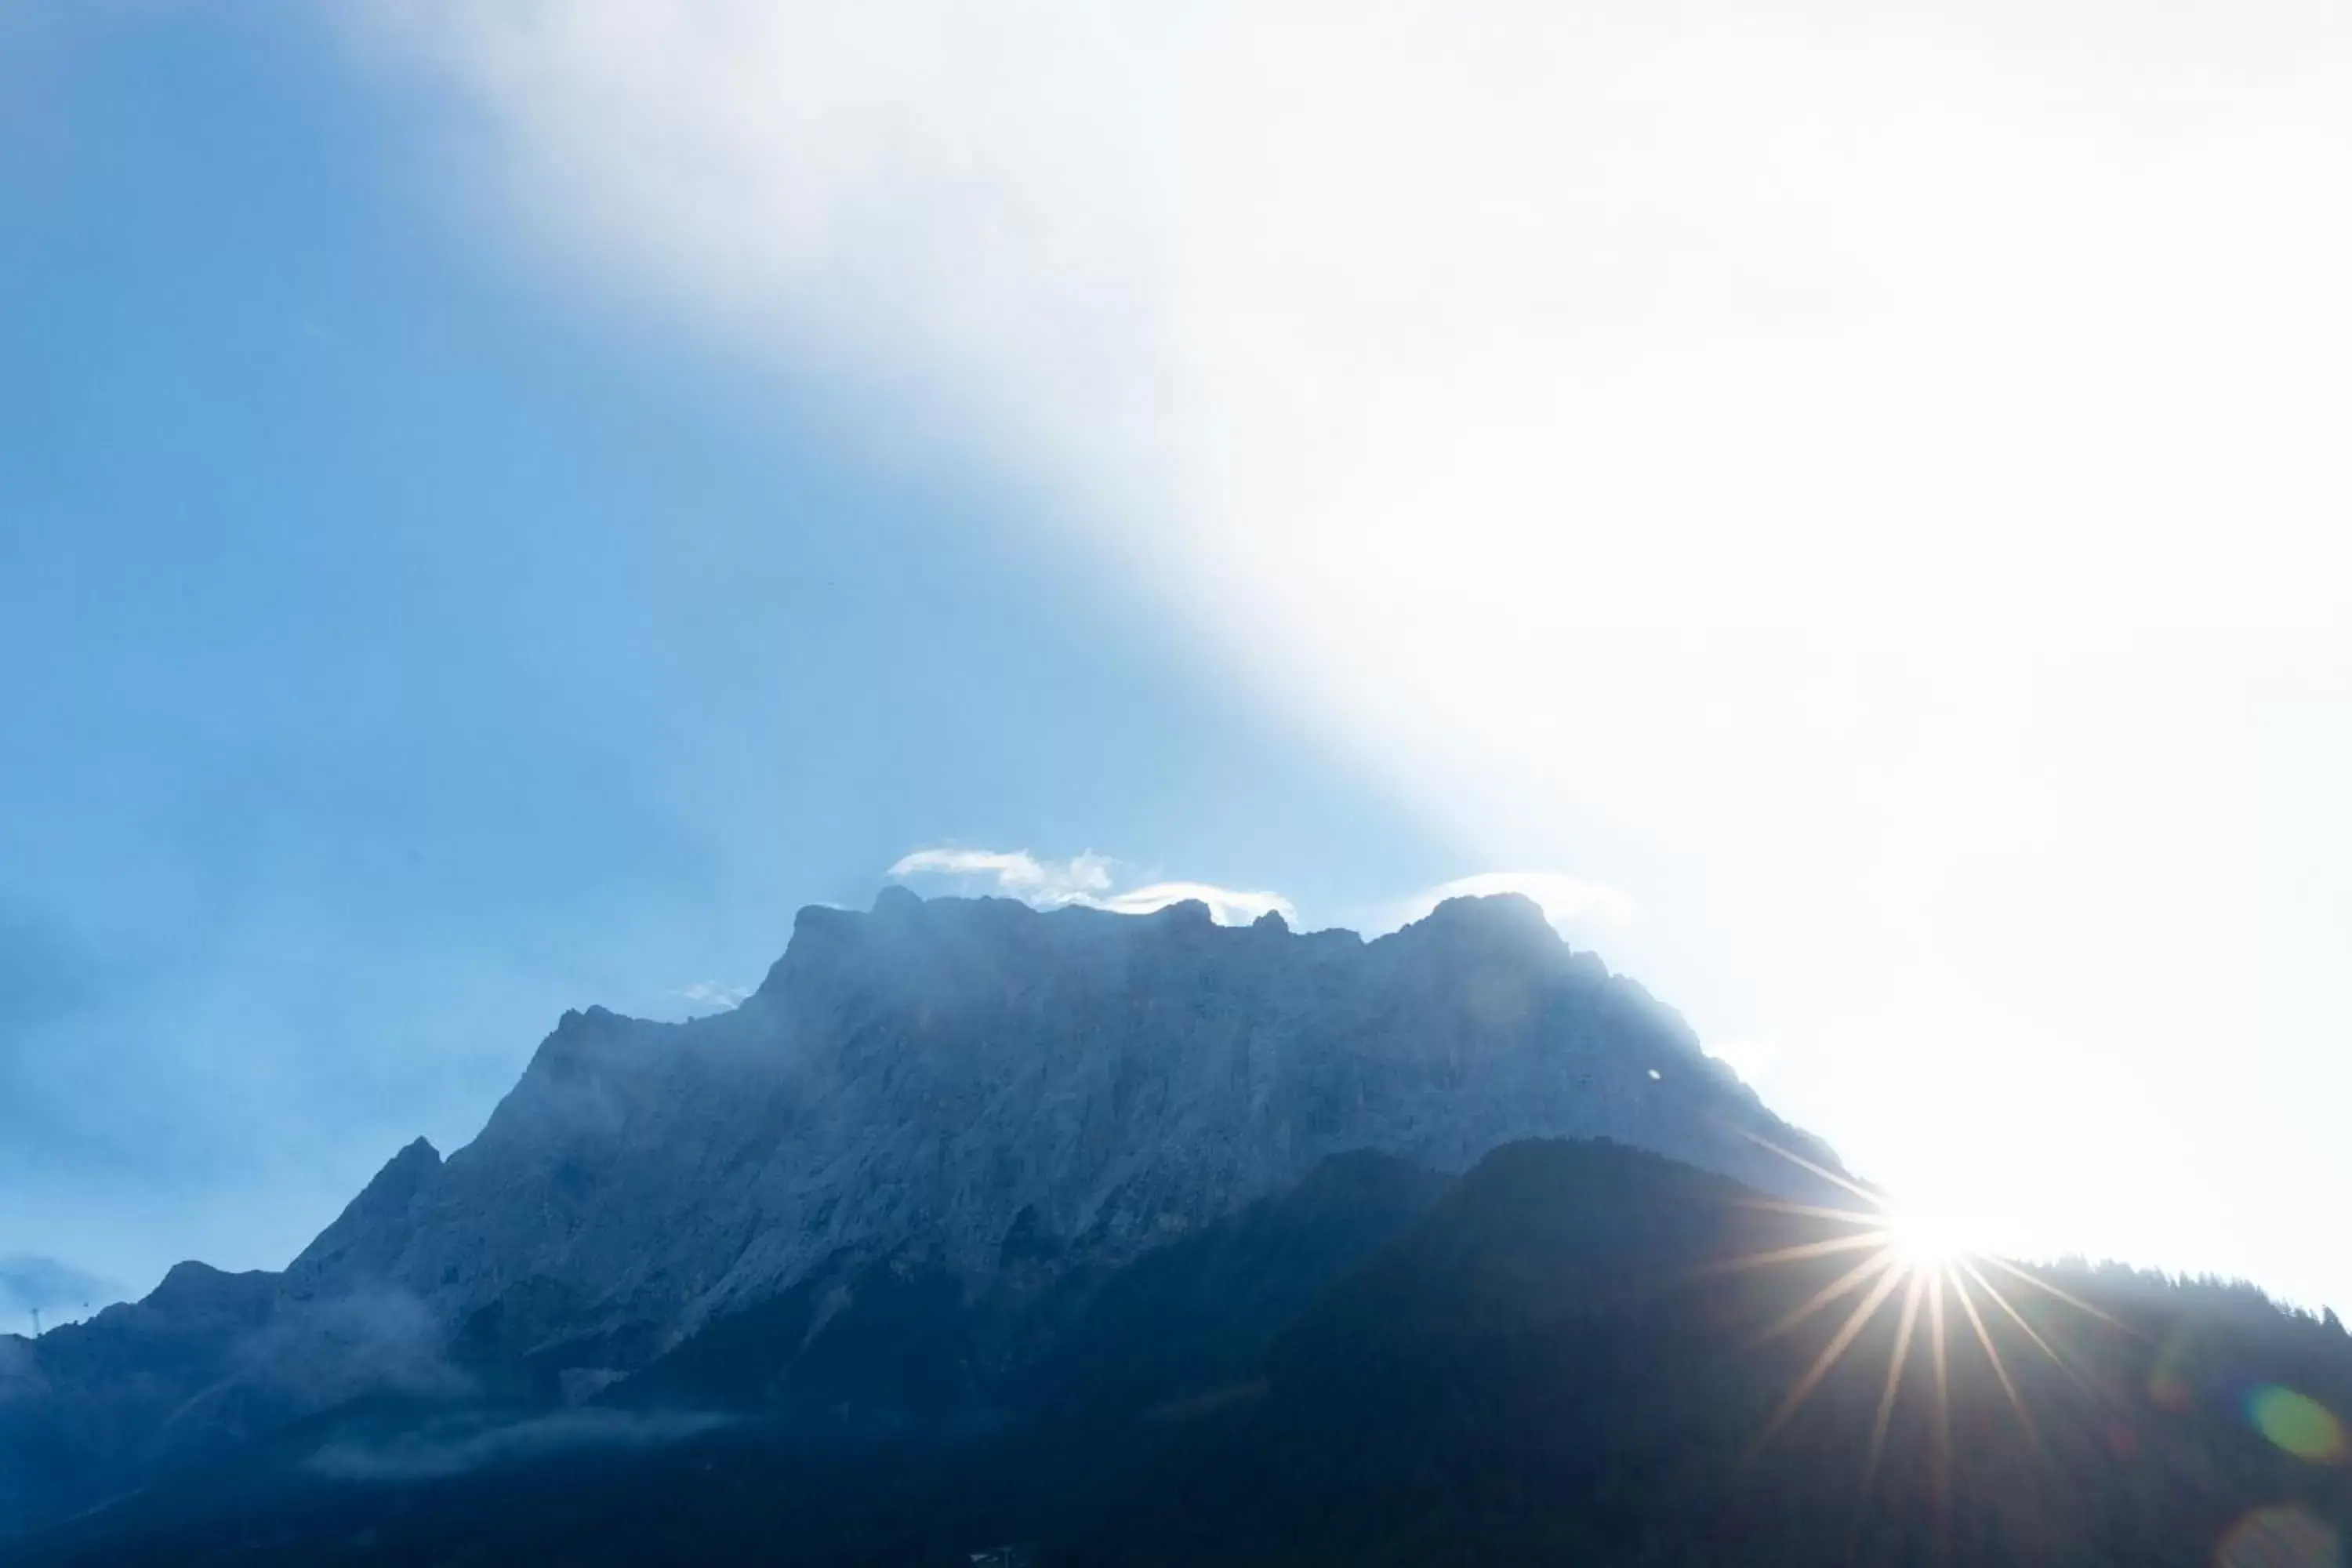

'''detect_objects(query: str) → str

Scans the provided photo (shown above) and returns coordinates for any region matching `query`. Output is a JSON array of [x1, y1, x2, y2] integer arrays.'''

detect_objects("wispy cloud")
[[1391, 872, 1634, 934], [0, 1254, 120, 1322], [1097, 881, 1294, 926], [889, 848, 1294, 927], [237, 1288, 474, 1403], [887, 848, 1114, 907], [671, 980, 753, 1011], [305, 1408, 733, 1482]]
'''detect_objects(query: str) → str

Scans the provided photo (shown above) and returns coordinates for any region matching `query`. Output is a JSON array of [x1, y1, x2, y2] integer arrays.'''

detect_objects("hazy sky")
[[5, 2, 2349, 1317]]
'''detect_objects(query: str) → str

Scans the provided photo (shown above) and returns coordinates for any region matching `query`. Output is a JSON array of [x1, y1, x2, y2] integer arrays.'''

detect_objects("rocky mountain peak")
[[351, 891, 1842, 1344], [285, 1136, 444, 1295], [1, 890, 1853, 1544]]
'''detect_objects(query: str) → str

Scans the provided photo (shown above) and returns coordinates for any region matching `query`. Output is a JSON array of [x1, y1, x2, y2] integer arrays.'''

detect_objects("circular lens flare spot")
[[2216, 1505, 2339, 1568], [2246, 1386, 2350, 1465], [2150, 1327, 2199, 1412]]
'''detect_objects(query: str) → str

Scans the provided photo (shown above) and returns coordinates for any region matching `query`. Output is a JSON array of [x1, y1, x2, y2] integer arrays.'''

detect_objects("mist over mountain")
[[0, 1258, 113, 1325], [5, 891, 2346, 1566]]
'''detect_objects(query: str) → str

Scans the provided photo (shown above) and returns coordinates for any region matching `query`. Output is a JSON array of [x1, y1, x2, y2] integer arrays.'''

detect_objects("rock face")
[[339, 890, 1838, 1348], [0, 891, 1843, 1538]]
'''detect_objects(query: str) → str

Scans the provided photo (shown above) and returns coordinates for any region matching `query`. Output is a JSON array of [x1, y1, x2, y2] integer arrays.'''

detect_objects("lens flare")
[[2216, 1505, 2340, 1568], [2150, 1326, 2198, 1412], [2245, 1385, 2350, 1465]]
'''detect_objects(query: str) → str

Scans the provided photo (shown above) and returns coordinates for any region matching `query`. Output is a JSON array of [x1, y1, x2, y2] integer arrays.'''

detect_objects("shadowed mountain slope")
[[1072, 1140, 2352, 1565], [14, 1140, 2348, 1566]]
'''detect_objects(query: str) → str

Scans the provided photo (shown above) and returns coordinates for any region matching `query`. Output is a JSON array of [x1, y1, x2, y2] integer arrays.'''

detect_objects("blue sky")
[[6, 1, 2351, 1319], [0, 2, 1447, 1301]]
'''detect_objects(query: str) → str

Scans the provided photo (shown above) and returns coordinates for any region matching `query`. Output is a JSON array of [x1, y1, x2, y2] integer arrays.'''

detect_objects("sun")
[[1887, 1203, 1968, 1269], [1720, 1128, 2134, 1495]]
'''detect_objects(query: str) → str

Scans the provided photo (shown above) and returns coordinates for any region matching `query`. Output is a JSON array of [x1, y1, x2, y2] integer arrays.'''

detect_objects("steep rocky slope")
[[0, 889, 1839, 1538], [347, 889, 1835, 1348]]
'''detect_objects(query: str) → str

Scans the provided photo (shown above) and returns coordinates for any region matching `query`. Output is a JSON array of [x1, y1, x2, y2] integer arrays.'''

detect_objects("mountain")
[[0, 891, 1836, 1542], [24, 889, 2336, 1565], [15, 1142, 2351, 1566]]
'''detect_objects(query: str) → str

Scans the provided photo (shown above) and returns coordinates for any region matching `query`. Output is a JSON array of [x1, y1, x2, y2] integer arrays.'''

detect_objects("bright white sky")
[[364, 1, 2352, 1308]]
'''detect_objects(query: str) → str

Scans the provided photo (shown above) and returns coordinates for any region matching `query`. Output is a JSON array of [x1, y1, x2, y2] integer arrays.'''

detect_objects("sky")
[[4, 0, 2349, 1320]]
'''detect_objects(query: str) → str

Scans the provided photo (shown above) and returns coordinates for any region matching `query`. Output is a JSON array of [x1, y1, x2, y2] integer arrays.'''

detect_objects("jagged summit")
[[286, 1135, 444, 1294], [352, 891, 1838, 1339]]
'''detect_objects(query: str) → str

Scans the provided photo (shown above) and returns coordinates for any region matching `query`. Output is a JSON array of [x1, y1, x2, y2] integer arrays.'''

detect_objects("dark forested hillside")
[[1071, 1140, 2352, 1566], [11, 1139, 2348, 1566]]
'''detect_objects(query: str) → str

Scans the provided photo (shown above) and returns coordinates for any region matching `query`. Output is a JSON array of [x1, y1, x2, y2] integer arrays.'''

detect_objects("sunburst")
[[1717, 1129, 2132, 1492]]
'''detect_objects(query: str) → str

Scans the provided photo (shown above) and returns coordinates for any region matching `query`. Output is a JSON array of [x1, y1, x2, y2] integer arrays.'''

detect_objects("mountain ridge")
[[0, 889, 1843, 1541]]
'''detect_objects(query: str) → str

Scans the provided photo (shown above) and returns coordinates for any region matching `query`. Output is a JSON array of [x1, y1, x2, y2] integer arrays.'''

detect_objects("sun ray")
[[1733, 1197, 1891, 1227], [1956, 1256, 2095, 1398], [1864, 1265, 1929, 1489], [1726, 1124, 1893, 1212], [1957, 1260, 2107, 1410], [1755, 1248, 1905, 1346], [1949, 1265, 2042, 1448], [1979, 1253, 2137, 1338], [1699, 1229, 1898, 1278], [1756, 1258, 1912, 1446], [1927, 1264, 1951, 1435], [1926, 1265, 1952, 1557]]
